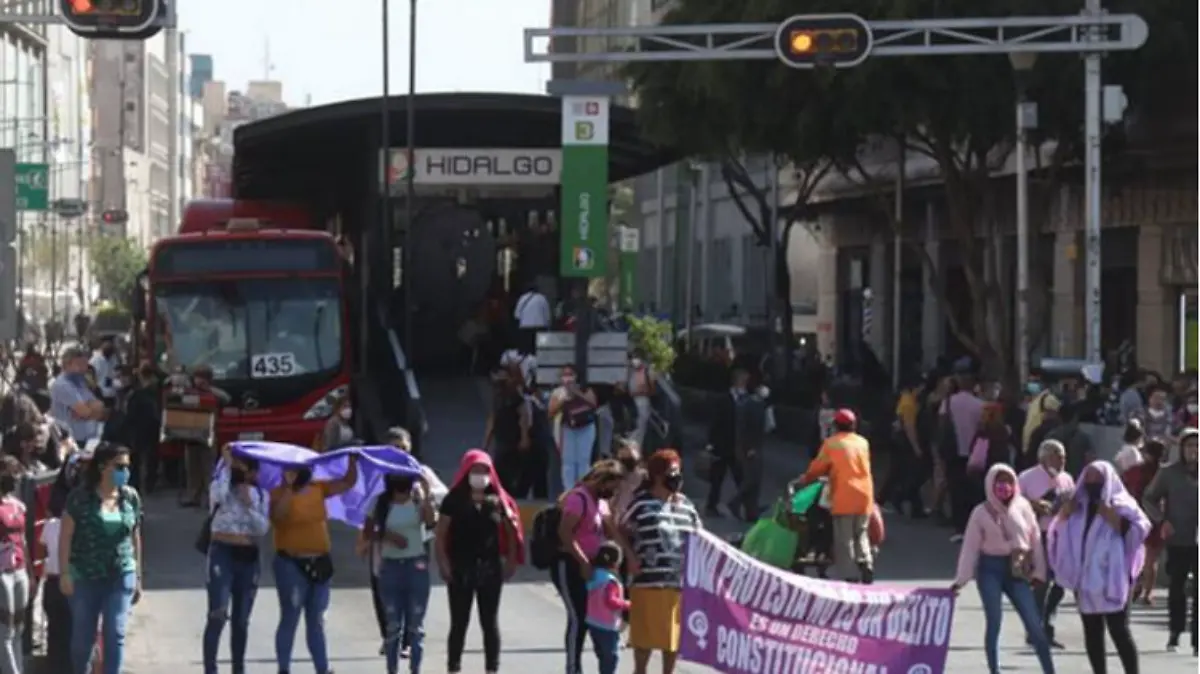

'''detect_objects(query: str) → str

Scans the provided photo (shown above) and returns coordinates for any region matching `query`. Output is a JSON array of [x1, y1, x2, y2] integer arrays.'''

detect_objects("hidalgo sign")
[[382, 148, 562, 188]]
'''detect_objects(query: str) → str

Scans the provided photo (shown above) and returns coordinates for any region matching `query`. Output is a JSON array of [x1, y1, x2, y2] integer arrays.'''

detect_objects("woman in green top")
[[57, 442, 142, 674], [363, 473, 436, 674]]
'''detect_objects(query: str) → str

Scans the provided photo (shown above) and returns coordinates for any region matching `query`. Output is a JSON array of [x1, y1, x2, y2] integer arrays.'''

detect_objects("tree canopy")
[[87, 234, 147, 311], [624, 0, 1193, 379]]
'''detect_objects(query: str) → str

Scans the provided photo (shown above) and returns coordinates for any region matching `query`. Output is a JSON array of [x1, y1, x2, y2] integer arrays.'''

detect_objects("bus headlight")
[[302, 385, 348, 420]]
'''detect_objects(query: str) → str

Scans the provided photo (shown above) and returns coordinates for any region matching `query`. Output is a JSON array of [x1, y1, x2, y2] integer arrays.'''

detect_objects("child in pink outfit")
[[586, 542, 630, 674], [953, 464, 1056, 674]]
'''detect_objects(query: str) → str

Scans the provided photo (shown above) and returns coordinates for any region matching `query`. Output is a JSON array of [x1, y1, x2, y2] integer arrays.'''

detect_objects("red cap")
[[833, 408, 857, 427]]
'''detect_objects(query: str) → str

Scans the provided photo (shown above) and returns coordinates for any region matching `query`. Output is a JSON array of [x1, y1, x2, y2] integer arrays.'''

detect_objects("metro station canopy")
[[232, 92, 679, 201]]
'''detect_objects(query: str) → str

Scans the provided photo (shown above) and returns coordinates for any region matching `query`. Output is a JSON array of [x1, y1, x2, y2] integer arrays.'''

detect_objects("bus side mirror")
[[131, 271, 148, 322]]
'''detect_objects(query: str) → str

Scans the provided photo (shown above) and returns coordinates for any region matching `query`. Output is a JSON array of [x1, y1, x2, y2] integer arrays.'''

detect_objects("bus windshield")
[[152, 277, 343, 383]]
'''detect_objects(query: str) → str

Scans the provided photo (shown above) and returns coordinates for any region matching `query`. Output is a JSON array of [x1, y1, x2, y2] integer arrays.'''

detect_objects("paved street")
[[121, 378, 1198, 673]]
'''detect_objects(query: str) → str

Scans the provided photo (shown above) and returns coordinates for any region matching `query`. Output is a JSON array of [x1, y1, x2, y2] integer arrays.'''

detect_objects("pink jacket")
[[954, 464, 1047, 586]]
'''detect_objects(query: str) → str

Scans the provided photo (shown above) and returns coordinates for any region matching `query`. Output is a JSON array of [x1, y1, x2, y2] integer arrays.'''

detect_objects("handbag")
[[283, 552, 335, 584], [966, 436, 989, 473], [193, 503, 219, 555], [985, 503, 1034, 580], [741, 501, 800, 569]]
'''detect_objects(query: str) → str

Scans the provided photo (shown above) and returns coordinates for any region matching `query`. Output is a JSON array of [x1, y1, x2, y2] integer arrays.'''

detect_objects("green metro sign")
[[15, 163, 49, 211]]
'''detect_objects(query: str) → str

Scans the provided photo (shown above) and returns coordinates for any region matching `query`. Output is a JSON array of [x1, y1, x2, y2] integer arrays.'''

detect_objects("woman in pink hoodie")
[[952, 464, 1056, 674]]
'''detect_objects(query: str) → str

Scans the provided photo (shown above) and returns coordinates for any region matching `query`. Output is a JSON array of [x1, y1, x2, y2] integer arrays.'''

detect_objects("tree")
[[88, 234, 147, 311], [626, 0, 1192, 383]]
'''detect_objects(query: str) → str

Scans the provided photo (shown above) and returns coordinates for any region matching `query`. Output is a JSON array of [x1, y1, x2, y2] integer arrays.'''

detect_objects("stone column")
[[867, 233, 890, 365], [1135, 223, 1173, 373], [815, 217, 839, 360], [920, 200, 943, 368], [1050, 230, 1080, 357]]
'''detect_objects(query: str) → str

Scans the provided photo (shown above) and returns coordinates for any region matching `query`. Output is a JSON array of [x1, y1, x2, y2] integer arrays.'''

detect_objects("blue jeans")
[[273, 555, 331, 673], [976, 555, 1055, 674], [560, 423, 596, 489], [379, 556, 432, 674], [203, 542, 260, 674], [589, 625, 620, 674], [69, 571, 136, 674]]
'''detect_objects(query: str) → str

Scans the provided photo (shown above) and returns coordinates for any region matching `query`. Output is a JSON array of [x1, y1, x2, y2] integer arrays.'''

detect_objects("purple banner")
[[681, 530, 956, 674]]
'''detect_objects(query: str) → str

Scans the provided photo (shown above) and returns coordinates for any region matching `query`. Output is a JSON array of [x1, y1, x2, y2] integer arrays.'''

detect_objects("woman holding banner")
[[952, 463, 1056, 674], [270, 453, 359, 674]]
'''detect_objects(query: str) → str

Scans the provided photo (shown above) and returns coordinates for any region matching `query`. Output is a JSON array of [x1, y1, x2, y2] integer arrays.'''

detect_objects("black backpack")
[[529, 491, 586, 570]]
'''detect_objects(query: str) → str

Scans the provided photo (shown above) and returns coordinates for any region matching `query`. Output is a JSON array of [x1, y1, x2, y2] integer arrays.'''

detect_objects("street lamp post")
[[403, 0, 418, 362], [1009, 51, 1038, 382]]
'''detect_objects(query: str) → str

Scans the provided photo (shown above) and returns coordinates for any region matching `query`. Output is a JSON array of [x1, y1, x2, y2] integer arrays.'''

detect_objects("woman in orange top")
[[269, 456, 359, 674]]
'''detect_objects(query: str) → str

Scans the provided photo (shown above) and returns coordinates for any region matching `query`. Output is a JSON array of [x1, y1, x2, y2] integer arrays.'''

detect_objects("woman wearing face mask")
[[57, 442, 143, 674], [434, 450, 523, 674], [320, 395, 354, 452], [1048, 460, 1150, 673], [626, 353, 656, 447], [202, 444, 270, 674], [619, 450, 700, 674], [549, 365, 599, 491], [269, 455, 359, 674], [1175, 392, 1198, 431], [951, 464, 1055, 674], [1138, 386, 1174, 443], [1121, 439, 1166, 607], [363, 471, 436, 674], [552, 459, 627, 674], [0, 456, 29, 674]]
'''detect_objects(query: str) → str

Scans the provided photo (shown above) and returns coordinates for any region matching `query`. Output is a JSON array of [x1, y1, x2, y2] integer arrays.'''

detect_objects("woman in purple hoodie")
[[1048, 460, 1151, 674]]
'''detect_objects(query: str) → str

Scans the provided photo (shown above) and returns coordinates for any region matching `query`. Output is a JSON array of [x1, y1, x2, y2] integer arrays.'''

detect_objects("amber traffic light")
[[774, 14, 873, 69], [60, 0, 162, 38]]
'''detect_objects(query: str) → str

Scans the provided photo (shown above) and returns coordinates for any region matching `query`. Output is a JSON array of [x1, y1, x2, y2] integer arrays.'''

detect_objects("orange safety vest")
[[802, 431, 875, 516]]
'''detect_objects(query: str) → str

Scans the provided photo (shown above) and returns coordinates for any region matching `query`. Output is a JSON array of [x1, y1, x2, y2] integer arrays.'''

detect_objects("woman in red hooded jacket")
[[434, 449, 524, 674]]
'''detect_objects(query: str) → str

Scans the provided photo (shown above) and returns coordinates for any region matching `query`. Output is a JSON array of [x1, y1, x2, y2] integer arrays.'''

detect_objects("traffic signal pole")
[[526, 12, 1148, 376]]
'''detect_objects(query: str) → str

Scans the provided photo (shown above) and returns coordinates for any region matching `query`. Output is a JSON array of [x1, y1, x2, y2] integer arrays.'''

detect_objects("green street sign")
[[559, 96, 610, 278], [15, 163, 48, 211]]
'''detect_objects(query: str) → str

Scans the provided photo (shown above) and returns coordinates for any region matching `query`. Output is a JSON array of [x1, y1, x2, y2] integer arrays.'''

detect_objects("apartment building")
[[198, 79, 289, 198]]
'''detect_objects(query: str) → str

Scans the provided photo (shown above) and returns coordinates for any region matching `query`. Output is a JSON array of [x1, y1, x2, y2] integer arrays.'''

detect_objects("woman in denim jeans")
[[363, 472, 436, 674], [269, 456, 358, 674], [57, 442, 142, 674], [202, 445, 270, 674], [549, 365, 598, 490], [952, 464, 1055, 674]]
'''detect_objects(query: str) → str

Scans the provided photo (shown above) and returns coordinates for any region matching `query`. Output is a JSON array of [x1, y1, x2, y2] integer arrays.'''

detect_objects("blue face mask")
[[65, 372, 87, 386], [111, 467, 130, 488], [1025, 382, 1043, 396]]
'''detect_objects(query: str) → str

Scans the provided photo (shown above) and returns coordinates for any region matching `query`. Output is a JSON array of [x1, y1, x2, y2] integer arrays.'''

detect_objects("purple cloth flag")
[[225, 441, 424, 527]]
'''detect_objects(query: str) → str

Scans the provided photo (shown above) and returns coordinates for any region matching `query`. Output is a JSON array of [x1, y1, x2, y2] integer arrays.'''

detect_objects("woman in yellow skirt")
[[618, 449, 702, 674]]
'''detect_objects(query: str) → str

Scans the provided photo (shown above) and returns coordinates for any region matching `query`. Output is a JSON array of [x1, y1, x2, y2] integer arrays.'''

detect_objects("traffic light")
[[60, 0, 163, 39], [774, 14, 873, 69], [100, 209, 129, 226]]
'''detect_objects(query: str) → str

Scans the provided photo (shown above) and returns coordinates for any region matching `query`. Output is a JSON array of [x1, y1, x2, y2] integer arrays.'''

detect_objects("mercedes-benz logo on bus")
[[242, 393, 259, 410]]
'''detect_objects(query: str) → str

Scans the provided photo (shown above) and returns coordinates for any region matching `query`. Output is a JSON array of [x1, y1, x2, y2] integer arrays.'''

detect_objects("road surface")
[[120, 377, 1197, 673]]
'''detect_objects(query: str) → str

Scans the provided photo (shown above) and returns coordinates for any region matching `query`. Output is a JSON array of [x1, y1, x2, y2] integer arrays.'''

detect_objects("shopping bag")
[[790, 481, 824, 515], [741, 503, 800, 569]]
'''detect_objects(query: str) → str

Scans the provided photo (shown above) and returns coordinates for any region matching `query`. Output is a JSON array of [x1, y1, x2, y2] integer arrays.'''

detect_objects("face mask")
[[111, 467, 130, 489], [388, 476, 414, 492], [1188, 404, 1198, 414], [631, 359, 644, 369], [65, 372, 86, 386], [230, 467, 248, 485], [561, 376, 576, 386], [619, 457, 638, 472], [595, 485, 615, 499], [664, 473, 683, 492], [339, 407, 353, 421], [1025, 382, 1043, 396], [1148, 408, 1166, 418], [0, 476, 16, 495], [1083, 482, 1102, 500], [992, 482, 1015, 501], [468, 473, 491, 490], [292, 469, 313, 490]]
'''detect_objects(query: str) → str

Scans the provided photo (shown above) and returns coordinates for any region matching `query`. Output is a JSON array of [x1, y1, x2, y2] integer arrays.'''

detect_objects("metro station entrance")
[[232, 92, 675, 375]]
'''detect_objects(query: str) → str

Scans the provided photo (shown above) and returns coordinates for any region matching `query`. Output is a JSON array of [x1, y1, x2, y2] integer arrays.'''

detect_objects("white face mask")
[[468, 473, 491, 490], [1188, 403, 1198, 414], [1148, 408, 1166, 418], [339, 407, 353, 421], [631, 359, 644, 369]]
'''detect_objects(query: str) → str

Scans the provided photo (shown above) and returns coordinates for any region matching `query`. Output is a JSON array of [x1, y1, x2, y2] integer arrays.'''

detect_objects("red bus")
[[133, 199, 351, 448]]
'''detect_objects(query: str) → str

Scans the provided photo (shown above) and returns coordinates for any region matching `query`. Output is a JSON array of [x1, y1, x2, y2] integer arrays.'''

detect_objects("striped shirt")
[[619, 490, 700, 588]]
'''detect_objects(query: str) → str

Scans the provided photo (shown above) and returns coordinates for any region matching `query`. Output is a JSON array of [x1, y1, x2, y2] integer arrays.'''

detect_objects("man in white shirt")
[[513, 285, 551, 355], [89, 338, 121, 405]]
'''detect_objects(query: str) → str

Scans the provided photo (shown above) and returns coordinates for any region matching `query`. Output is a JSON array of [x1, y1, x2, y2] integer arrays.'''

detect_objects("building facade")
[[556, 0, 1196, 375], [198, 79, 289, 198]]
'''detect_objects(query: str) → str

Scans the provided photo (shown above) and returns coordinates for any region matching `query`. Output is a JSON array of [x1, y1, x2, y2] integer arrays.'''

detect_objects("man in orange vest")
[[797, 408, 876, 583]]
